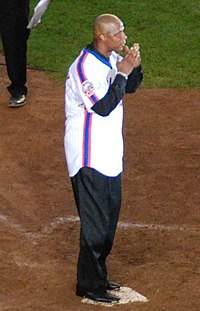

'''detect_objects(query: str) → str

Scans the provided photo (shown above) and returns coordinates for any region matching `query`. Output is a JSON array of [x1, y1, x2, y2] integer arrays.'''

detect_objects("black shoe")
[[9, 94, 26, 108], [107, 281, 121, 290], [76, 289, 120, 303]]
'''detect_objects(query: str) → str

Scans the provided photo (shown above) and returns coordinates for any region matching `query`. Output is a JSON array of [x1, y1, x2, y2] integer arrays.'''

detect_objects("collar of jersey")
[[84, 48, 113, 69]]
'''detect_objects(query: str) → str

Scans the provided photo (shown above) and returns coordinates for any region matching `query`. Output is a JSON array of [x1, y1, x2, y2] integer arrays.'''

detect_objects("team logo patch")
[[82, 80, 95, 97]]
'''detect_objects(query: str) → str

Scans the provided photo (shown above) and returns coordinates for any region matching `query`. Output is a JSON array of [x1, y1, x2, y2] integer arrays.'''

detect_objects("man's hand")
[[117, 43, 141, 76]]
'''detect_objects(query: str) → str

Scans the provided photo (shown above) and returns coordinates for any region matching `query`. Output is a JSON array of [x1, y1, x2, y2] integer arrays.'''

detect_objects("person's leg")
[[0, 1, 30, 99], [71, 168, 121, 294], [99, 174, 122, 277]]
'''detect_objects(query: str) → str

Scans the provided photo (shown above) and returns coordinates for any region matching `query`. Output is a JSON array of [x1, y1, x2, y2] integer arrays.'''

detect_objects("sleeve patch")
[[82, 80, 95, 97]]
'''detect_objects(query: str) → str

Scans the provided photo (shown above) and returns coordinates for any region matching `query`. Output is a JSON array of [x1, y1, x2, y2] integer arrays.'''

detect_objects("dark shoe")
[[107, 281, 121, 290], [9, 94, 26, 108], [76, 289, 120, 303]]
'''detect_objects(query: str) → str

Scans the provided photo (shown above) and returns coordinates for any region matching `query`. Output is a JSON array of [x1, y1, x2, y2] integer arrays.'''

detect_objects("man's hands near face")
[[117, 43, 141, 76]]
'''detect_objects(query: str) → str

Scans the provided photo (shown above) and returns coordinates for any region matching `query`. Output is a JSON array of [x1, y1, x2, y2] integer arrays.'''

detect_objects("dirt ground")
[[0, 55, 200, 311]]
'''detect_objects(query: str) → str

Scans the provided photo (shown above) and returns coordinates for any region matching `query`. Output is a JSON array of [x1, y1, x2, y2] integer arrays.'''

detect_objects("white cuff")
[[117, 71, 128, 80]]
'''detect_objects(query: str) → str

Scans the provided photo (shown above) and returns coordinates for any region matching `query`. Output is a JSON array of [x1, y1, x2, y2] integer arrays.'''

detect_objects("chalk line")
[[1, 213, 199, 242], [46, 216, 199, 234]]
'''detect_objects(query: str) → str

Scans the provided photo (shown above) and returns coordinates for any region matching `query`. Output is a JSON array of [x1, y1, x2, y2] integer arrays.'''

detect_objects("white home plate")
[[82, 286, 148, 307]]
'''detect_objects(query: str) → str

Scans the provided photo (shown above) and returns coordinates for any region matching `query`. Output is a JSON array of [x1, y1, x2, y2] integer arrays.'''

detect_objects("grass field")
[[1, 0, 200, 88]]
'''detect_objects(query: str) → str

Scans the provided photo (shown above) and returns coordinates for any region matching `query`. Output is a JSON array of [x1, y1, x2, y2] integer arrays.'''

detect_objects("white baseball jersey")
[[64, 48, 124, 177]]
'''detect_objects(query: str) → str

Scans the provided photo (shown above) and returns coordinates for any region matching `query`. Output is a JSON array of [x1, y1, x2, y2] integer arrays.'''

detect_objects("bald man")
[[64, 14, 143, 303]]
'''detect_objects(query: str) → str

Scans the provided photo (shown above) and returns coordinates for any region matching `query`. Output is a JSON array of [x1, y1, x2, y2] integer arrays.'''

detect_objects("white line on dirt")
[[0, 214, 7, 221], [1, 213, 199, 242], [53, 216, 199, 233], [25, 215, 200, 240]]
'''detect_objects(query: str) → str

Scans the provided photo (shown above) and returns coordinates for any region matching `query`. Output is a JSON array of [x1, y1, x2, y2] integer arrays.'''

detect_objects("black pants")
[[0, 0, 30, 97], [71, 167, 122, 293]]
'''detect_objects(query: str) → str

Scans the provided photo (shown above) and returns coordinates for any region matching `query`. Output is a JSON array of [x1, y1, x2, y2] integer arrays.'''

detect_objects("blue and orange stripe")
[[76, 50, 95, 167]]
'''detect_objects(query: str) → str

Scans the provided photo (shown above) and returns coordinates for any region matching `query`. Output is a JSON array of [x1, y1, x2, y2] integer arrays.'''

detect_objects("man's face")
[[104, 20, 127, 52]]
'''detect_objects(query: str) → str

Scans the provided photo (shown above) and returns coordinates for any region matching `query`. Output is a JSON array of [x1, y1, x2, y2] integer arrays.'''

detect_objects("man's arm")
[[125, 65, 143, 93], [92, 43, 142, 117], [91, 74, 127, 117]]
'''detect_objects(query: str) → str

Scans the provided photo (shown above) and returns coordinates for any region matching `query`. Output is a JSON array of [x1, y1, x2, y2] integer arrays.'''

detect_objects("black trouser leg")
[[0, 0, 30, 97], [99, 176, 122, 275], [71, 167, 122, 293]]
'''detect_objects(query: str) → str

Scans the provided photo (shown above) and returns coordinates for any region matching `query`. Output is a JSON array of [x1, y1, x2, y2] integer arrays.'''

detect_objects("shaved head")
[[92, 14, 123, 39], [91, 13, 127, 57]]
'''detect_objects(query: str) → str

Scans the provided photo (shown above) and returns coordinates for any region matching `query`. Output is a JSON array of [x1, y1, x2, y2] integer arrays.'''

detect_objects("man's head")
[[92, 14, 127, 56]]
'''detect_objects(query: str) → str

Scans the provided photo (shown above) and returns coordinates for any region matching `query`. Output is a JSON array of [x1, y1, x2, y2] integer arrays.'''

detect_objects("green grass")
[[1, 0, 200, 88]]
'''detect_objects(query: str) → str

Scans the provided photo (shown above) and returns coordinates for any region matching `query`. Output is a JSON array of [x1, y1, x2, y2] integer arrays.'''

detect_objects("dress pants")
[[71, 167, 122, 293], [0, 0, 30, 97]]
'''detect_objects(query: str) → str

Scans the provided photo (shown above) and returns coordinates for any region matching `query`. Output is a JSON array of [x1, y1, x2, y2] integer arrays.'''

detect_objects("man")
[[0, 0, 30, 107], [64, 14, 143, 303]]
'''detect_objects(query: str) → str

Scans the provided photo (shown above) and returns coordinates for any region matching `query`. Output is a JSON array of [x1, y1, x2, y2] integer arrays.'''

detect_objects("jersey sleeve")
[[75, 51, 107, 113]]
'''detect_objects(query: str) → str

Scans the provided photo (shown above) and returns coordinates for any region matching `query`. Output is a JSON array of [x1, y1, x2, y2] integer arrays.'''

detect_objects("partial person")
[[64, 13, 143, 304], [0, 0, 30, 108]]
